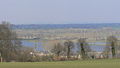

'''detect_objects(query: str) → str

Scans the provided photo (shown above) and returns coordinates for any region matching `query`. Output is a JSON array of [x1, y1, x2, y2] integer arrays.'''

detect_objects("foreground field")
[[0, 59, 120, 68]]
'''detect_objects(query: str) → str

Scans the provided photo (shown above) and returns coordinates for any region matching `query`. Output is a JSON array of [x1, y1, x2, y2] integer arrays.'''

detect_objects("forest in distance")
[[12, 23, 120, 29]]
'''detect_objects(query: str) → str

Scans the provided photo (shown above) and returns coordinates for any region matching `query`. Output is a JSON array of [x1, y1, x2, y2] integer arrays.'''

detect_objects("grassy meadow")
[[0, 59, 120, 68]]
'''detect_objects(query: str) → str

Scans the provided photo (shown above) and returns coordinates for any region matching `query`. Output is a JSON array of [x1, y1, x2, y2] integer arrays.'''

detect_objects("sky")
[[0, 0, 120, 24]]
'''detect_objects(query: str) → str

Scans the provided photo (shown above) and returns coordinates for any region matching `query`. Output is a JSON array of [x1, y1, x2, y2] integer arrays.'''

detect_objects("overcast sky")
[[0, 0, 120, 24]]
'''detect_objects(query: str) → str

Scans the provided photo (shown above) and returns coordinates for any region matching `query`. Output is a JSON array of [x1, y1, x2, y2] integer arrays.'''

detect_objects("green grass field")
[[0, 59, 120, 68]]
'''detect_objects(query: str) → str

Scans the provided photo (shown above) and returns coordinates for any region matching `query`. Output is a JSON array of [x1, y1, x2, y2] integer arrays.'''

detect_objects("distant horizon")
[[11, 22, 120, 25]]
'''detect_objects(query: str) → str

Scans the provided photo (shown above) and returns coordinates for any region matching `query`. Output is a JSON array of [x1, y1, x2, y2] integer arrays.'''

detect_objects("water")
[[89, 42, 106, 52], [21, 40, 44, 51], [90, 45, 106, 52], [21, 40, 106, 52]]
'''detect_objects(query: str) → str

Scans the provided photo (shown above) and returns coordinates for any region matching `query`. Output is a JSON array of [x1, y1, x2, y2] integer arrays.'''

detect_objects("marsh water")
[[21, 40, 106, 52]]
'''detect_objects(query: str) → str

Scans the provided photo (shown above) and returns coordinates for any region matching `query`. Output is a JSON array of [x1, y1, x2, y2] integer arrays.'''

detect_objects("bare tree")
[[77, 38, 91, 59], [106, 36, 118, 58], [51, 43, 64, 57], [18, 46, 35, 62], [103, 45, 110, 59], [64, 40, 74, 59], [0, 21, 22, 61]]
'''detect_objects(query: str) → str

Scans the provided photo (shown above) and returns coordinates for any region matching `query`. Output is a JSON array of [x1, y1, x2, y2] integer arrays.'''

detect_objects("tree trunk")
[[67, 46, 70, 59], [80, 43, 86, 59], [111, 42, 116, 58]]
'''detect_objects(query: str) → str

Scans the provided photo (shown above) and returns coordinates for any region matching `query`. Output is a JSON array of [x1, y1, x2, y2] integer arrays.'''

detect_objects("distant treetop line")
[[12, 23, 120, 29]]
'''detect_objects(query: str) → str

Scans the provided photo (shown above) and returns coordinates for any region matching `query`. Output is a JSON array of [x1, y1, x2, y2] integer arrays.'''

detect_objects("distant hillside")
[[12, 23, 120, 29]]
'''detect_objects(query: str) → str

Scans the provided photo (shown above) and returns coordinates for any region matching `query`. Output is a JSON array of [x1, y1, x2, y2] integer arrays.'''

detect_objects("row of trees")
[[51, 35, 120, 60], [51, 39, 92, 60]]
